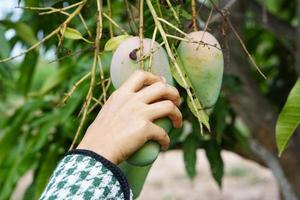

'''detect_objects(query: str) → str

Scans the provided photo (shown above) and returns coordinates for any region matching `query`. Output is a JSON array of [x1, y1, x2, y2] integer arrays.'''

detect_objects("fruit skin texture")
[[118, 162, 152, 198], [111, 37, 174, 198], [110, 36, 174, 88], [177, 31, 224, 108], [110, 36, 173, 167], [126, 118, 172, 166]]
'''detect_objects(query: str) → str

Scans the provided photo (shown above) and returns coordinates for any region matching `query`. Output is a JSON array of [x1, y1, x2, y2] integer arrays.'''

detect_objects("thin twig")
[[201, 6, 214, 41], [136, 41, 165, 63], [148, 27, 158, 72], [97, 55, 107, 102], [57, 24, 66, 53], [124, 0, 138, 33], [165, 33, 222, 50], [88, 79, 111, 114], [1, 0, 87, 63], [227, 18, 267, 79], [61, 72, 91, 105], [39, 9, 69, 16], [165, 0, 180, 23], [158, 17, 222, 50], [92, 97, 103, 106], [207, 0, 266, 79], [16, 2, 83, 11], [146, 0, 210, 134], [17, 1, 84, 16], [139, 0, 144, 70], [107, 0, 114, 37], [158, 17, 187, 36], [69, 0, 103, 150], [156, 0, 168, 30], [49, 46, 93, 63], [79, 13, 92, 38], [191, 0, 197, 31], [102, 12, 128, 35]]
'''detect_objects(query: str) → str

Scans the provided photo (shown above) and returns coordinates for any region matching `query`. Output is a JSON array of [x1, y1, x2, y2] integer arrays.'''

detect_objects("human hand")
[[77, 70, 182, 164]]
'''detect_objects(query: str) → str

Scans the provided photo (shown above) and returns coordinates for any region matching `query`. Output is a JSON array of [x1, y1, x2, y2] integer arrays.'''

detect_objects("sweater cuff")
[[67, 149, 131, 200]]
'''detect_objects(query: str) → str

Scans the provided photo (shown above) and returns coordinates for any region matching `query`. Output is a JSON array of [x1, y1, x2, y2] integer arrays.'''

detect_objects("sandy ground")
[[12, 150, 279, 200], [138, 150, 279, 200]]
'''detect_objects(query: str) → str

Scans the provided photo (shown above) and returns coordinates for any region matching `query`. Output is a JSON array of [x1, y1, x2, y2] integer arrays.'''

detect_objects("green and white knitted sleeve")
[[39, 149, 132, 200]]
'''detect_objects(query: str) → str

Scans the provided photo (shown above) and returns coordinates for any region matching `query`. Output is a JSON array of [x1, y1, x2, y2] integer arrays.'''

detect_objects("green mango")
[[177, 31, 224, 108], [111, 37, 175, 198], [127, 118, 172, 166], [110, 36, 174, 166], [118, 162, 152, 198], [110, 36, 174, 88]]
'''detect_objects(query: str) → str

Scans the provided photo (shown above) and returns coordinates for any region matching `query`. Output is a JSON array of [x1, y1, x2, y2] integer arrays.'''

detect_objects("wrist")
[[76, 142, 120, 165]]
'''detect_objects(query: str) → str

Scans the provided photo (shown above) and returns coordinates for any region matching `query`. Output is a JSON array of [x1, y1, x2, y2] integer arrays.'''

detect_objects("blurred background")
[[0, 0, 299, 199]]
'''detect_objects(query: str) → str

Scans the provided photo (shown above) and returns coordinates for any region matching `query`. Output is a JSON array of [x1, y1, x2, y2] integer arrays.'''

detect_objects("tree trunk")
[[218, 1, 300, 199]]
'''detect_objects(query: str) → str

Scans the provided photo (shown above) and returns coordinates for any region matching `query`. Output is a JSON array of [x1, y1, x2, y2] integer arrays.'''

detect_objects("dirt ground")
[[138, 150, 279, 200]]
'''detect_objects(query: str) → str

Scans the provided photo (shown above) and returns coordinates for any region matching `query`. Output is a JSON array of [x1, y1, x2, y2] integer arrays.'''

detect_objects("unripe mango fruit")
[[110, 37, 174, 166], [177, 31, 223, 108], [126, 118, 172, 166], [118, 162, 152, 198], [110, 36, 174, 87]]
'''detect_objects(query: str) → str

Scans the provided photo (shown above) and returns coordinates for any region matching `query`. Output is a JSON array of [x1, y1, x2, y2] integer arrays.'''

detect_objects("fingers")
[[146, 100, 183, 128], [136, 82, 180, 106], [147, 123, 170, 150], [120, 70, 163, 92]]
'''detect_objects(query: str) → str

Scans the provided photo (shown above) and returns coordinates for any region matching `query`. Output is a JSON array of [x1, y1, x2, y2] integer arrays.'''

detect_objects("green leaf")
[[172, 53, 210, 131], [99, 51, 113, 75], [34, 144, 60, 199], [0, 132, 38, 200], [18, 51, 39, 95], [63, 27, 92, 43], [0, 20, 38, 47], [169, 127, 183, 147], [63, 27, 83, 40], [171, 56, 186, 87], [104, 35, 132, 51], [0, 100, 45, 162], [0, 26, 12, 78], [0, 26, 10, 58], [276, 78, 300, 156], [210, 97, 228, 143], [183, 134, 198, 179], [204, 141, 224, 187], [38, 64, 73, 95], [187, 96, 210, 130]]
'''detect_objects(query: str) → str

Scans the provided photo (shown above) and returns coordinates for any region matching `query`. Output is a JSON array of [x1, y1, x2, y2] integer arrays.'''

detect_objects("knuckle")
[[165, 135, 170, 144], [172, 87, 180, 97], [156, 82, 167, 90], [139, 120, 149, 130], [165, 100, 175, 110], [168, 85, 179, 97], [163, 130, 168, 139], [134, 69, 146, 77], [158, 125, 166, 135], [178, 111, 183, 120]]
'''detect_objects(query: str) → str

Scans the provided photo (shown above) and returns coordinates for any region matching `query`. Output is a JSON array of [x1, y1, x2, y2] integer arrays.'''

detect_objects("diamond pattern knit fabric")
[[39, 150, 132, 200]]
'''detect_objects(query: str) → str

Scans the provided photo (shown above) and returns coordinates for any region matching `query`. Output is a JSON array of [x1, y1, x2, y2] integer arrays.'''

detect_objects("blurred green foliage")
[[0, 0, 299, 199]]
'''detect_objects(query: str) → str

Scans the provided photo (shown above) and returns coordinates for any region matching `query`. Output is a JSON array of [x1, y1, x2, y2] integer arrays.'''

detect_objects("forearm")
[[40, 149, 132, 200]]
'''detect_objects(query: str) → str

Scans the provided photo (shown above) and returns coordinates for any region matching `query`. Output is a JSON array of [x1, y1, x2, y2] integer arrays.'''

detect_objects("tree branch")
[[246, 0, 296, 40], [222, 2, 300, 197], [295, 0, 300, 74], [196, 0, 296, 41]]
